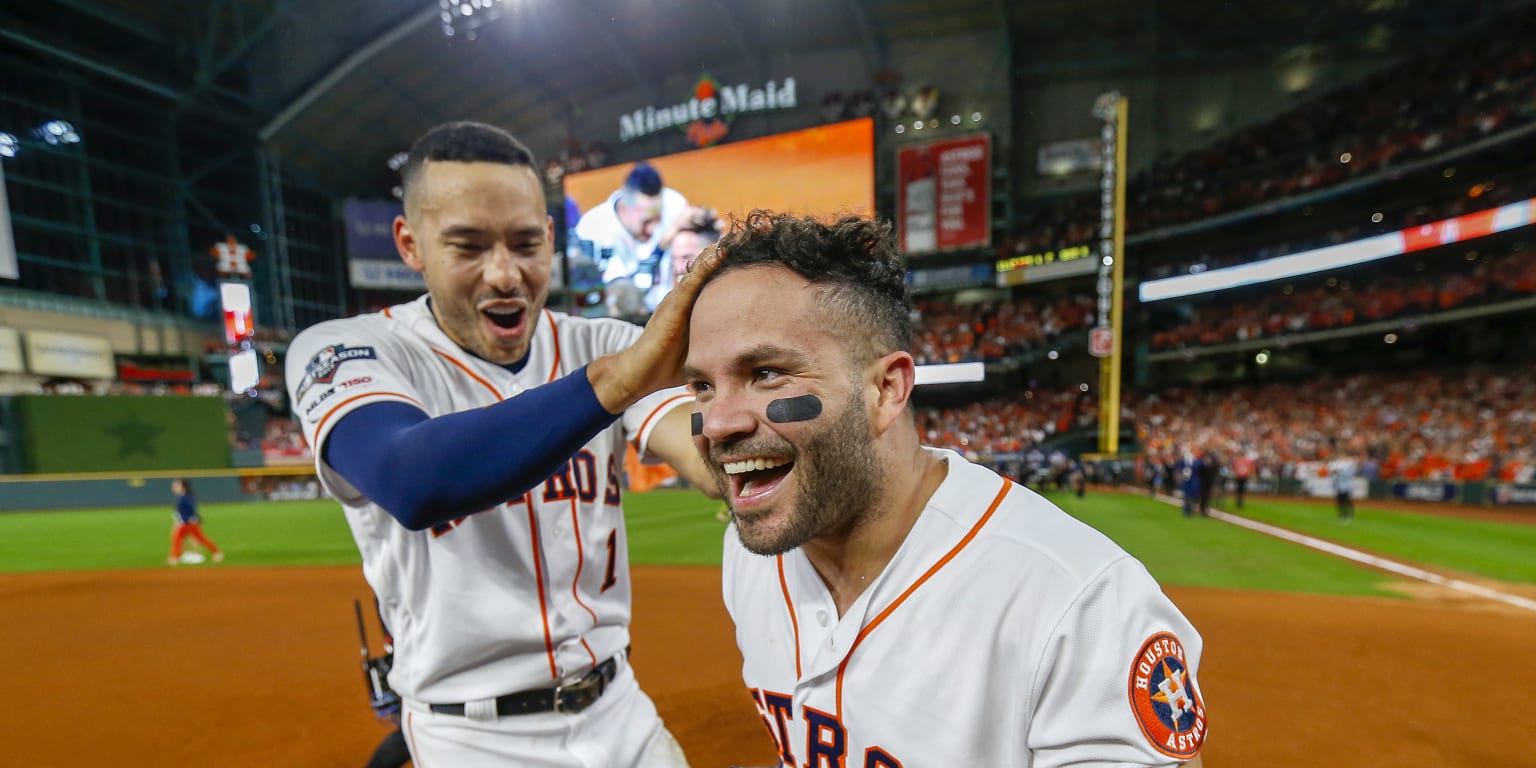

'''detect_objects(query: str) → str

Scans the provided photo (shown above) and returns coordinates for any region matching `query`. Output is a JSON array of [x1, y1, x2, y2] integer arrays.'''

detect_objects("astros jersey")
[[722, 448, 1208, 767], [286, 296, 690, 703]]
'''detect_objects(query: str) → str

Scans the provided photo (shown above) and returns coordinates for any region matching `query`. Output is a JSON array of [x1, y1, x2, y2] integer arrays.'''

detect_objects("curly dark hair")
[[400, 121, 537, 216], [709, 210, 912, 365]]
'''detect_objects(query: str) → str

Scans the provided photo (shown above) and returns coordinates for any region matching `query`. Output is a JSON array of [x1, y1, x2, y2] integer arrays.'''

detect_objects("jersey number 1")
[[601, 529, 619, 592]]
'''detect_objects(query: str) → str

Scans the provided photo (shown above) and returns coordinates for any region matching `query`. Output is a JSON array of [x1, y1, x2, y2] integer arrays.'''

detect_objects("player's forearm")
[[325, 365, 617, 530]]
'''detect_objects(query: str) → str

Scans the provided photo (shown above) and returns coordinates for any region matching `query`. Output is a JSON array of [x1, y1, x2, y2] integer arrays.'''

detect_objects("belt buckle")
[[553, 669, 604, 714]]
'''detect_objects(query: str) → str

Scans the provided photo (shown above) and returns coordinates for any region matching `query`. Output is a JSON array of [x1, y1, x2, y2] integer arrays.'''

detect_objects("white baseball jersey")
[[286, 296, 690, 703], [722, 448, 1208, 767]]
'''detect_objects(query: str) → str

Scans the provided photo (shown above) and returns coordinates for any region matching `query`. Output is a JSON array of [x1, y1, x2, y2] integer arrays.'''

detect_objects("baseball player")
[[683, 211, 1208, 766], [285, 122, 721, 768]]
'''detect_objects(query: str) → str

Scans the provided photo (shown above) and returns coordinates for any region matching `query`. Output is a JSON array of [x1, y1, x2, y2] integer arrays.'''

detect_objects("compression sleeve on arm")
[[323, 364, 618, 531]]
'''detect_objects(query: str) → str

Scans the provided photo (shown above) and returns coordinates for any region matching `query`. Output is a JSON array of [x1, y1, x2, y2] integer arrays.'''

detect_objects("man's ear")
[[395, 214, 425, 273], [869, 351, 916, 434]]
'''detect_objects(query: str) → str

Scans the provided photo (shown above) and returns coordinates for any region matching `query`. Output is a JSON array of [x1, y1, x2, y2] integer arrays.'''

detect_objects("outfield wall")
[[4, 395, 231, 474], [0, 467, 321, 512]]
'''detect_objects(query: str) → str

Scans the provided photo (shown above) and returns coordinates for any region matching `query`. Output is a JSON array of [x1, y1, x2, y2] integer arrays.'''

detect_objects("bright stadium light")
[[34, 120, 81, 145], [0, 132, 16, 158]]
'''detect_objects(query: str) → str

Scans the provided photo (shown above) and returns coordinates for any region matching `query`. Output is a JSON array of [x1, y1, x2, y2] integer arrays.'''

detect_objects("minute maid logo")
[[1128, 631, 1207, 759], [296, 344, 377, 402], [619, 75, 797, 146]]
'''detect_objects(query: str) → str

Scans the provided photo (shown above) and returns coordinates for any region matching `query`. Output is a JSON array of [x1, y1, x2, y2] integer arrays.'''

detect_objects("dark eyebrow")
[[439, 224, 545, 240], [736, 344, 810, 370], [685, 345, 811, 383]]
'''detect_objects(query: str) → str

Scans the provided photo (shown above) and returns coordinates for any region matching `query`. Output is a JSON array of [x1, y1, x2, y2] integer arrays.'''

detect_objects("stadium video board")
[[564, 118, 873, 315]]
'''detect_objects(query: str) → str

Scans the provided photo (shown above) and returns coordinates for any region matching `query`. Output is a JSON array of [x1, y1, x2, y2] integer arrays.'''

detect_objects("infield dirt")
[[4, 563, 1534, 766]]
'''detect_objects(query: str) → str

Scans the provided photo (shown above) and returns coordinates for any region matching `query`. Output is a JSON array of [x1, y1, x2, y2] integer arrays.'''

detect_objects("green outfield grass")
[[1038, 490, 1401, 596], [3, 488, 1529, 602], [0, 490, 729, 574], [1216, 497, 1536, 584], [0, 499, 359, 573]]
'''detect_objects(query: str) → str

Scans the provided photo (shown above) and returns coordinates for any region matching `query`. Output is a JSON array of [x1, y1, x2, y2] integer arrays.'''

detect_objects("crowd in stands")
[[914, 388, 1102, 461], [260, 418, 312, 464], [1004, 7, 1536, 256], [1151, 245, 1536, 350], [912, 294, 1097, 364], [1135, 365, 1536, 483]]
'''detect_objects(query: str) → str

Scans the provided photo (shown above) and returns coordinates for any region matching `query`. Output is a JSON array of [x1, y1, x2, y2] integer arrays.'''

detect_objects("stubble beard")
[[729, 392, 883, 556]]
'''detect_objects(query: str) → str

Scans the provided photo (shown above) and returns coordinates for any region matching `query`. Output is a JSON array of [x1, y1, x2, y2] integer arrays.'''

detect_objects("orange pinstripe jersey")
[[723, 449, 1208, 766], [286, 295, 689, 703]]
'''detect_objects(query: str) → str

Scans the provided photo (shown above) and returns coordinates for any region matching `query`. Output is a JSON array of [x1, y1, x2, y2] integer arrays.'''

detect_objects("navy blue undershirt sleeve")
[[323, 364, 618, 531]]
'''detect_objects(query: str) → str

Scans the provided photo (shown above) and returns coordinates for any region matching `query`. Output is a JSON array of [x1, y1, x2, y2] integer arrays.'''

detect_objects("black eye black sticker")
[[766, 394, 822, 423]]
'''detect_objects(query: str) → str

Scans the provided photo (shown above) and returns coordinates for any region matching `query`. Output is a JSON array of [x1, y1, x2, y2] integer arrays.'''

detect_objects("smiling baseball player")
[[684, 211, 1207, 766], [286, 122, 720, 768]]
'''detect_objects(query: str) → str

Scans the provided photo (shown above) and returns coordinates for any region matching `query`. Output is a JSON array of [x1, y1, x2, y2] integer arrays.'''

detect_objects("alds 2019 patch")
[[1127, 631, 1206, 758]]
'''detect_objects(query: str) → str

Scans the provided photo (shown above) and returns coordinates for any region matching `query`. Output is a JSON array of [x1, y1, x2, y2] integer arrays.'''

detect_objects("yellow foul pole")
[[1093, 94, 1128, 455]]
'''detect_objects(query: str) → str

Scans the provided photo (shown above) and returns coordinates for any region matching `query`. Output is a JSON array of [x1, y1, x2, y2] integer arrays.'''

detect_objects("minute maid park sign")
[[619, 75, 798, 145]]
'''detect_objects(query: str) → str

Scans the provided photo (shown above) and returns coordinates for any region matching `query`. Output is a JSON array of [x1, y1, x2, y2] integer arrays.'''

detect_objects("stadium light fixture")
[[387, 151, 409, 171], [894, 125, 905, 134], [440, 0, 507, 37], [1255, 351, 1270, 365], [0, 132, 16, 158], [33, 120, 80, 145]]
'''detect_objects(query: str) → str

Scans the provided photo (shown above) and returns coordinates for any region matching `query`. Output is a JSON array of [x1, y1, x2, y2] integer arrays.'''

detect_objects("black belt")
[[429, 653, 621, 717]]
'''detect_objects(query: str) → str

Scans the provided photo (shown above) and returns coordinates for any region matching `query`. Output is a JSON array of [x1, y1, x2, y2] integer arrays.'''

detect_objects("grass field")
[[1039, 490, 1401, 596], [1214, 497, 1536, 584], [3, 489, 1532, 600]]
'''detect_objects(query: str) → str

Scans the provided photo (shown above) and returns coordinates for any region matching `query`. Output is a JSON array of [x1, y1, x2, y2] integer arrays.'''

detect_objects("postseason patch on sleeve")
[[1127, 631, 1207, 758], [294, 344, 381, 422]]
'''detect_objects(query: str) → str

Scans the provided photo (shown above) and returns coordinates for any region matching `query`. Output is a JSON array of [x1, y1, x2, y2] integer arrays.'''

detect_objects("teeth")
[[484, 307, 521, 315], [723, 457, 791, 474], [739, 480, 753, 497]]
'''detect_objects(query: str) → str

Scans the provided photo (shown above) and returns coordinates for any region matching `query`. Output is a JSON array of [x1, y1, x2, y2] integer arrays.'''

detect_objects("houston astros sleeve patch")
[[1128, 631, 1207, 758]]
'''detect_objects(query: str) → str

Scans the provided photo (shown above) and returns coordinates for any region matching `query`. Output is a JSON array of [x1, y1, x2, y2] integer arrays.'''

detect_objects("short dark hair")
[[623, 163, 664, 196], [709, 210, 912, 364], [400, 121, 538, 214]]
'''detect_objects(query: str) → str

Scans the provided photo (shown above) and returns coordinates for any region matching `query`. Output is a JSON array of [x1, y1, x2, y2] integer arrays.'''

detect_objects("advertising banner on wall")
[[0, 162, 17, 280], [0, 326, 21, 372], [343, 199, 423, 291], [896, 133, 991, 255], [24, 330, 114, 379], [1489, 484, 1536, 505], [1390, 482, 1459, 502]]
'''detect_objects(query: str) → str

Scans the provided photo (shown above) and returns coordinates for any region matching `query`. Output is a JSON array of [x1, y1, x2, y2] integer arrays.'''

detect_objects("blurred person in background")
[[1231, 450, 1256, 508], [167, 479, 223, 566], [1331, 450, 1358, 522]]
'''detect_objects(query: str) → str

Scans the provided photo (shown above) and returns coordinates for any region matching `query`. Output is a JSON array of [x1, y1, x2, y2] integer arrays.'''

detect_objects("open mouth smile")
[[722, 456, 795, 508]]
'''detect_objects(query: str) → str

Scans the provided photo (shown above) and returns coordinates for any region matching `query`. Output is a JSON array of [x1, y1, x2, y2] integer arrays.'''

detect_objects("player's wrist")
[[587, 354, 645, 414]]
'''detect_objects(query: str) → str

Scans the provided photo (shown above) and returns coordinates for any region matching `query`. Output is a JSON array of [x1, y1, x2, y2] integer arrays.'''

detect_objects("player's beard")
[[723, 389, 883, 556]]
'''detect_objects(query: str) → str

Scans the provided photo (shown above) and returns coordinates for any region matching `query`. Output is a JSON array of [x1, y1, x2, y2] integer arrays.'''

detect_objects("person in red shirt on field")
[[167, 479, 224, 566]]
